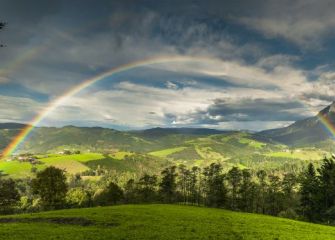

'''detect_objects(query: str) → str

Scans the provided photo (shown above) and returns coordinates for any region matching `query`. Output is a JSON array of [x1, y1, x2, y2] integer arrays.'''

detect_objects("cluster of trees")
[[300, 158, 335, 223], [2, 156, 335, 225]]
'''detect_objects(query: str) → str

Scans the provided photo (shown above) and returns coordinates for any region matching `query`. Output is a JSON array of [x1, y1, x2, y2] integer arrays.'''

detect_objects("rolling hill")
[[0, 204, 335, 240], [1, 103, 335, 177]]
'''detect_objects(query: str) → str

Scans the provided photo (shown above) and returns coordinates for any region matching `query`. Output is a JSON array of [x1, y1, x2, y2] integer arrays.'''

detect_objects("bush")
[[93, 182, 123, 206], [66, 188, 90, 208], [278, 208, 299, 220]]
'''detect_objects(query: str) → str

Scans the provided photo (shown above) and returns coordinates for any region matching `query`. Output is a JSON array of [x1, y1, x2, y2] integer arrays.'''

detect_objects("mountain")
[[259, 102, 335, 146]]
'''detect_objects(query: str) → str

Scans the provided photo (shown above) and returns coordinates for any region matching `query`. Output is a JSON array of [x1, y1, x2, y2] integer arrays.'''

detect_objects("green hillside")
[[0, 125, 330, 178], [0, 204, 334, 240]]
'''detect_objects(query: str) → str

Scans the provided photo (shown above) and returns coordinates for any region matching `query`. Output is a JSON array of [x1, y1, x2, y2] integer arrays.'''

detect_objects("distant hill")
[[259, 102, 335, 146], [1, 102, 335, 163], [0, 122, 29, 129], [0, 115, 331, 177], [132, 127, 231, 138]]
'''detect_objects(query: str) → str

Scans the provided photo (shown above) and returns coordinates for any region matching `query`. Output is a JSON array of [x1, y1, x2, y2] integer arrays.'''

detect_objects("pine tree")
[[299, 163, 319, 221], [317, 157, 335, 221]]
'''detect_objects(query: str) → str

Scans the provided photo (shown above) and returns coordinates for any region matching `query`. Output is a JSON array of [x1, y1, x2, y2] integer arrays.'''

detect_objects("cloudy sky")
[[0, 0, 335, 131]]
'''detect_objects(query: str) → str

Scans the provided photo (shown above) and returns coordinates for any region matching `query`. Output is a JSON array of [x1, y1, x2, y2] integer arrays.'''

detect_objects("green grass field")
[[149, 147, 186, 157], [265, 149, 324, 160], [239, 138, 266, 148], [109, 151, 134, 160], [0, 153, 105, 177], [0, 204, 334, 239], [0, 161, 35, 178]]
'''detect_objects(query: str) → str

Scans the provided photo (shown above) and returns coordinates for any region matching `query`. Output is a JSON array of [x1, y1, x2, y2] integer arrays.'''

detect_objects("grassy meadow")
[[0, 204, 334, 240]]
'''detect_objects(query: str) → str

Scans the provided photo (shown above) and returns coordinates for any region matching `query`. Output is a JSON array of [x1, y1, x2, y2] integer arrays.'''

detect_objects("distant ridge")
[[0, 122, 30, 129], [132, 127, 232, 138], [2, 101, 335, 149]]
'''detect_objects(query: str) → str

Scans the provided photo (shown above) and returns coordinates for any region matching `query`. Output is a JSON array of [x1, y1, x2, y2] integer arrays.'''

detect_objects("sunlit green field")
[[149, 147, 186, 157], [0, 153, 105, 177], [0, 161, 34, 178], [109, 151, 134, 160], [0, 204, 334, 240], [265, 150, 325, 160]]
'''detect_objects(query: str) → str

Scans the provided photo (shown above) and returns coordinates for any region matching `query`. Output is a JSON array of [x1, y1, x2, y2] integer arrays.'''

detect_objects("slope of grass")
[[0, 153, 104, 177], [0, 161, 34, 178], [0, 204, 335, 239], [39, 158, 89, 174], [37, 154, 104, 174], [149, 147, 186, 157], [265, 149, 324, 160], [109, 151, 134, 160], [239, 138, 266, 148]]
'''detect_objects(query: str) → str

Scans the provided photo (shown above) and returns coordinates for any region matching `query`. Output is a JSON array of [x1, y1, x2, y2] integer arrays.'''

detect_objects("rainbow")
[[2, 55, 335, 158], [1, 55, 217, 157], [318, 112, 335, 137]]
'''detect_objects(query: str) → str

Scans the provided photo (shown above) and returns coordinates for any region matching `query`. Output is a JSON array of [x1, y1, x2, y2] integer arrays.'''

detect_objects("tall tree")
[[137, 174, 157, 202], [124, 179, 137, 203], [266, 175, 283, 216], [317, 157, 335, 221], [282, 173, 298, 211], [299, 163, 319, 222], [226, 167, 242, 210], [0, 178, 20, 213], [203, 163, 226, 207], [94, 182, 123, 206], [189, 166, 200, 205], [177, 165, 190, 203], [31, 166, 68, 209], [256, 170, 267, 214], [238, 169, 255, 212], [160, 166, 178, 203]]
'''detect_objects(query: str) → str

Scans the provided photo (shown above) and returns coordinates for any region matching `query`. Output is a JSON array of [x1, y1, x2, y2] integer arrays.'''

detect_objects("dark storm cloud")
[[0, 0, 61, 22], [195, 98, 308, 123]]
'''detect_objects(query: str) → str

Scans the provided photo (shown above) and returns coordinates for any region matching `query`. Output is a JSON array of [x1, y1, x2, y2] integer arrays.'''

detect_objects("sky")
[[0, 0, 335, 131]]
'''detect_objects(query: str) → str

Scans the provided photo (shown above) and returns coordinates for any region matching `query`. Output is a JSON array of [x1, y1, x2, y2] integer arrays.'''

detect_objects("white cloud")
[[236, 0, 335, 47], [0, 95, 43, 122]]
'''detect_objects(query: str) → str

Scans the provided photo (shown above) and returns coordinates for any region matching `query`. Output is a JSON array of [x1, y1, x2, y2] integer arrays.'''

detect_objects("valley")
[[0, 124, 330, 178]]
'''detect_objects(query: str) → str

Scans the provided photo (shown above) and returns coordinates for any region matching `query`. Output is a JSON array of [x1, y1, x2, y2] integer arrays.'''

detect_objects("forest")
[[0, 156, 335, 225]]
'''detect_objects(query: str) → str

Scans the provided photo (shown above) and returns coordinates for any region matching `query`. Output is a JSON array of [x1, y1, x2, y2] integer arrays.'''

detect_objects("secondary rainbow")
[[1, 55, 214, 157]]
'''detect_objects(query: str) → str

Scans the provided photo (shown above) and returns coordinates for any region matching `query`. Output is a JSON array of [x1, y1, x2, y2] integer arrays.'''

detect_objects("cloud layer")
[[0, 0, 334, 130]]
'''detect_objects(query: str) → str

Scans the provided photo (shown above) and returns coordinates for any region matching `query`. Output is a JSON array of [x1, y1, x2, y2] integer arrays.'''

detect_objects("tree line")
[[1, 156, 335, 225]]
